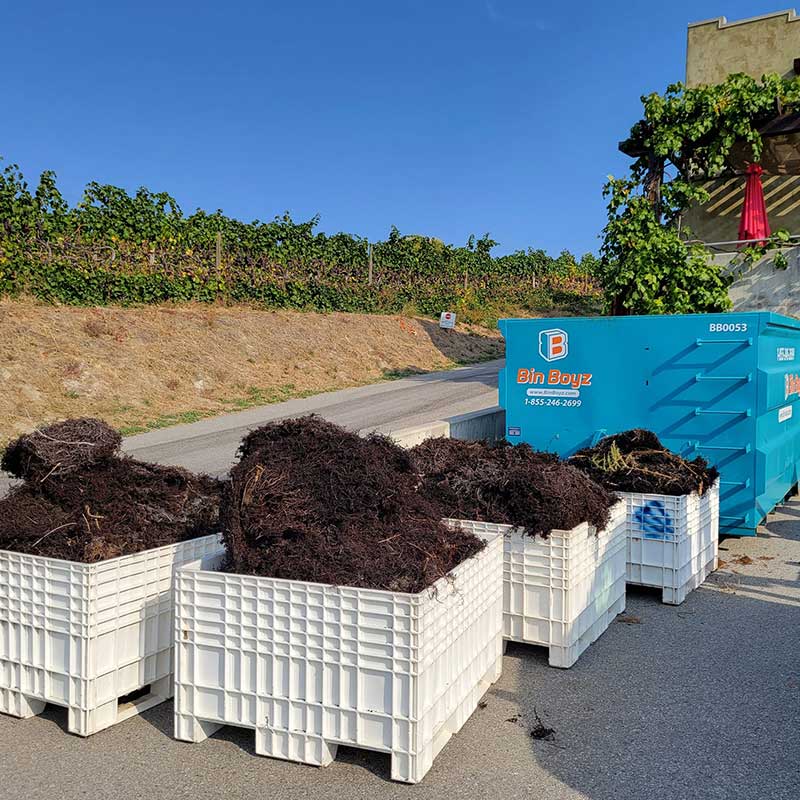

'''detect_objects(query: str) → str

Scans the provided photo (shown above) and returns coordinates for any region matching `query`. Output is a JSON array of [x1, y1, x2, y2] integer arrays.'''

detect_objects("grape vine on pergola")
[[601, 72, 800, 315]]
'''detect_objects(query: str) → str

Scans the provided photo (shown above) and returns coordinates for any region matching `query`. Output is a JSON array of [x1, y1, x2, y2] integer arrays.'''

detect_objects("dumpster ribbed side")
[[499, 312, 800, 536]]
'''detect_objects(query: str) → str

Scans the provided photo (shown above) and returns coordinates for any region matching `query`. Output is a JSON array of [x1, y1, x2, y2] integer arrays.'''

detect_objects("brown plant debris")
[[530, 709, 556, 742], [221, 416, 484, 593], [410, 438, 617, 537], [568, 429, 719, 496], [2, 418, 122, 482], [0, 420, 221, 562]]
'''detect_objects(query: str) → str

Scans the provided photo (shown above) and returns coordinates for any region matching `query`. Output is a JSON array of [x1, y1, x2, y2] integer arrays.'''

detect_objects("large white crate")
[[173, 530, 503, 784], [623, 481, 719, 605], [446, 500, 627, 668], [0, 534, 223, 736]]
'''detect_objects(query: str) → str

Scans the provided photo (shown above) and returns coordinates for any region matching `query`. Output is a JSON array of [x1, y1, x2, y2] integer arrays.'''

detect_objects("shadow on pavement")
[[500, 514, 800, 800]]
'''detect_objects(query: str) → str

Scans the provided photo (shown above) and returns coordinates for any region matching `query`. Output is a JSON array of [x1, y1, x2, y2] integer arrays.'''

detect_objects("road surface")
[[124, 359, 501, 474]]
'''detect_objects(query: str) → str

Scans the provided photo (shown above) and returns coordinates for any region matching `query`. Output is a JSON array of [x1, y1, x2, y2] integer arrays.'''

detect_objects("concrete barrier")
[[389, 406, 505, 448]]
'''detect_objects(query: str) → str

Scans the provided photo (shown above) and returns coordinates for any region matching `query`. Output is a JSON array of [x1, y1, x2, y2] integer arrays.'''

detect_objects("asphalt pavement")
[[123, 359, 501, 475]]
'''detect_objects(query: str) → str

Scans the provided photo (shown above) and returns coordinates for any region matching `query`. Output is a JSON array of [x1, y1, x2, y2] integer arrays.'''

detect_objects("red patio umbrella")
[[738, 163, 771, 244]]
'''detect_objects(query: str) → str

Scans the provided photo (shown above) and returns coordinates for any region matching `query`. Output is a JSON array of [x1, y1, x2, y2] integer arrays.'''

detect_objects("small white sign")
[[779, 405, 793, 423], [439, 311, 456, 329], [778, 347, 796, 362]]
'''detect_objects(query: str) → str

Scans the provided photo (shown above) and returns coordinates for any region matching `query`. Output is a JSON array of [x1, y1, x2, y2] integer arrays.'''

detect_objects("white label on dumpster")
[[439, 311, 456, 329], [709, 322, 748, 332], [779, 405, 793, 423], [777, 347, 796, 362], [527, 387, 580, 398]]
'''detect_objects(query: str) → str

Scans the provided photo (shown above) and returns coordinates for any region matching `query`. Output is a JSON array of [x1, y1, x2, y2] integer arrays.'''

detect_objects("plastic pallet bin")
[[173, 530, 504, 784], [624, 481, 720, 605], [445, 501, 626, 668], [0, 534, 223, 736]]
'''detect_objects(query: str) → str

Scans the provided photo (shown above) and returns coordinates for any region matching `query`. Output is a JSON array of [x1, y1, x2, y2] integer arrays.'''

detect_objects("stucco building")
[[682, 10, 800, 248], [687, 9, 800, 86]]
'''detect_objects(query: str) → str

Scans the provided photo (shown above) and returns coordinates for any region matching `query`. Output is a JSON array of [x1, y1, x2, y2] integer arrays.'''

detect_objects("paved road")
[[1, 502, 798, 799], [124, 359, 501, 475], [0, 360, 501, 494]]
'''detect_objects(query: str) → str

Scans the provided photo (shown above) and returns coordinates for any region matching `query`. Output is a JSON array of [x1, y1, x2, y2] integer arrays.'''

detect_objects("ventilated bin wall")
[[173, 531, 503, 784], [445, 501, 626, 668], [623, 482, 719, 604], [0, 534, 223, 735]]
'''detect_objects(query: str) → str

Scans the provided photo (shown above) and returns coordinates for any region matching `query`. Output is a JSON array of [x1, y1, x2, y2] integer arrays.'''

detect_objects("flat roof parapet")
[[689, 9, 799, 30]]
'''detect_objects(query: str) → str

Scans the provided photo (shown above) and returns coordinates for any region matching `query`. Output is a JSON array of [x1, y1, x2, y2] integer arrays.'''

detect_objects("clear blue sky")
[[1, 2, 787, 255]]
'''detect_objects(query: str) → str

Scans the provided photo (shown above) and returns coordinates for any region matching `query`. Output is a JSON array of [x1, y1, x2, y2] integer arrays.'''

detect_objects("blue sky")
[[1, 2, 788, 255]]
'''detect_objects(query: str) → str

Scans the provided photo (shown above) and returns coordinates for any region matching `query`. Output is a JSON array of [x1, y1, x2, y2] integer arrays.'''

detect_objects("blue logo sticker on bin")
[[633, 500, 674, 539]]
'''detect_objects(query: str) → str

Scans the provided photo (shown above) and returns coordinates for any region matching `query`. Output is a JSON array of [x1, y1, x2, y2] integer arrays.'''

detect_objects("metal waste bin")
[[499, 312, 800, 536]]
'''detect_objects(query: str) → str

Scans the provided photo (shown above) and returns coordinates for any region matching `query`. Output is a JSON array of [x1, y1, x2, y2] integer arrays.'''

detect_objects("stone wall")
[[717, 246, 800, 314]]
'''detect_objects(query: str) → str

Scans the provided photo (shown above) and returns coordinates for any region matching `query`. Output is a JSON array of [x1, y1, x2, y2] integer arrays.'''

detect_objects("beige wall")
[[687, 10, 800, 86]]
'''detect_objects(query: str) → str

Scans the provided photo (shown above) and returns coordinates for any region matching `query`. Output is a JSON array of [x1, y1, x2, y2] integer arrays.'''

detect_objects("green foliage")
[[621, 73, 800, 181], [77, 183, 183, 243], [734, 228, 793, 271], [0, 156, 600, 315], [600, 178, 732, 314], [603, 73, 800, 315]]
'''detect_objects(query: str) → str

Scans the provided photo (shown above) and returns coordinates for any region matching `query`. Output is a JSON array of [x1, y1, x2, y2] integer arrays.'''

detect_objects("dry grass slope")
[[0, 301, 503, 442]]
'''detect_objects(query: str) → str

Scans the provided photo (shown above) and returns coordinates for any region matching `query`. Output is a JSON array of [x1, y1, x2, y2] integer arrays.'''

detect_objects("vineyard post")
[[368, 242, 373, 285], [215, 231, 222, 272]]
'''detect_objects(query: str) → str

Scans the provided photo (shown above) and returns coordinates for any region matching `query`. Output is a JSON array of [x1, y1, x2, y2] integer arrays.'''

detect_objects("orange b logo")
[[539, 328, 568, 362]]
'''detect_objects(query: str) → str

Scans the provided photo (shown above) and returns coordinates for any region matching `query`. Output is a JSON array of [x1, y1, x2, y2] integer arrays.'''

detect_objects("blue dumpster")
[[498, 312, 800, 536]]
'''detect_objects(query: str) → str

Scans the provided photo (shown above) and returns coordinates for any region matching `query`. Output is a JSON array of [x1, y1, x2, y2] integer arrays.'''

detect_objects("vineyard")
[[0, 160, 601, 317]]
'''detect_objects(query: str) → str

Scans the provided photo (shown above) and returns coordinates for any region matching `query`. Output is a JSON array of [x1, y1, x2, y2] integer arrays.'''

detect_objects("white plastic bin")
[[173, 529, 503, 784], [446, 500, 626, 668], [623, 481, 719, 605], [0, 534, 223, 736]]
